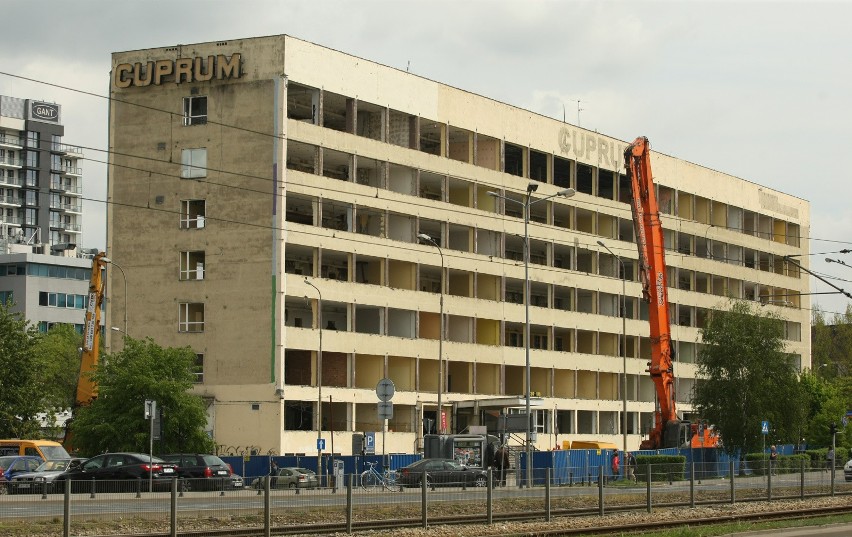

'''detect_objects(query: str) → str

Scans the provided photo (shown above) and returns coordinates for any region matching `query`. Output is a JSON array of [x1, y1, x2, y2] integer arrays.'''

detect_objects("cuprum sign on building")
[[107, 35, 810, 456]]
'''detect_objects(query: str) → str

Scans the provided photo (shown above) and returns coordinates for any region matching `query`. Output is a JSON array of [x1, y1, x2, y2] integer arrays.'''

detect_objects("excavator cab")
[[662, 420, 692, 449]]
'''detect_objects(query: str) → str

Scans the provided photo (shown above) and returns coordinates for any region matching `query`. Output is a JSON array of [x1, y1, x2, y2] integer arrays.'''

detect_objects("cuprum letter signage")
[[558, 126, 625, 170], [113, 53, 242, 88]]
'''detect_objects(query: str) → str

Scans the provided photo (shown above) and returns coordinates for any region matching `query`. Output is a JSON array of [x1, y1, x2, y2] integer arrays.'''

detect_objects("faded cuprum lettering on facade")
[[113, 54, 242, 88]]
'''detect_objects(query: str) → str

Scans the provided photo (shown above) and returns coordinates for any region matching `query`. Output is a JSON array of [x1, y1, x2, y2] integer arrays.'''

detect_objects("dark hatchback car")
[[160, 454, 235, 491], [397, 458, 488, 488], [53, 452, 178, 492]]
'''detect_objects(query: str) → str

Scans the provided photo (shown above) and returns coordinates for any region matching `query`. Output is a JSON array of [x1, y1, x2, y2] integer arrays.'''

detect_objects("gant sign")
[[31, 102, 59, 123], [113, 53, 242, 88]]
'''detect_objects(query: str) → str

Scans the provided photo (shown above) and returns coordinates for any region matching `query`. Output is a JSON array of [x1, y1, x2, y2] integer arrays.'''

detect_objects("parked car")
[[844, 458, 852, 482], [396, 458, 488, 488], [8, 458, 85, 494], [229, 473, 244, 489], [253, 467, 319, 489], [0, 456, 43, 483], [160, 454, 235, 491], [53, 452, 178, 493]]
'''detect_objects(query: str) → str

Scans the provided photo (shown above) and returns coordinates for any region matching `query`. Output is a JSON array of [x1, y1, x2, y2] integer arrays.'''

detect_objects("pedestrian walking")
[[626, 452, 637, 482], [769, 445, 778, 475], [611, 452, 620, 481], [269, 459, 279, 488], [494, 445, 509, 486]]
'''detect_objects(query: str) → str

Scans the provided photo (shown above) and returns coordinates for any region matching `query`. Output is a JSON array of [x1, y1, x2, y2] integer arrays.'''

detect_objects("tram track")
[[82, 497, 852, 537]]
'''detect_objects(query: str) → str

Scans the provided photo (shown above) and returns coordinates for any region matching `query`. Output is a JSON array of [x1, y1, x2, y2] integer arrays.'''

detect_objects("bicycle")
[[360, 461, 401, 491]]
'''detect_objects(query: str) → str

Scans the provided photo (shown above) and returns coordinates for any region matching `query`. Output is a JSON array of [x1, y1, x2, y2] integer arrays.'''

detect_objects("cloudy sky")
[[2, 0, 850, 316]]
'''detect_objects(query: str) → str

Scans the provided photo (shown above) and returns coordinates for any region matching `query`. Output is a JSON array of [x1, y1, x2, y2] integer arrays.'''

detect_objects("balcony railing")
[[51, 202, 82, 212], [0, 194, 21, 205], [0, 175, 23, 187], [50, 181, 83, 194], [52, 143, 84, 155], [0, 216, 22, 225], [0, 134, 24, 147], [62, 166, 82, 176], [51, 222, 82, 232], [0, 157, 24, 167]]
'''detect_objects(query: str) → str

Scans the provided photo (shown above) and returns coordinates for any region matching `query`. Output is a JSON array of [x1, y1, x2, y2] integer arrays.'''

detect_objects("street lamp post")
[[488, 184, 575, 487], [304, 278, 323, 483], [102, 257, 128, 337], [598, 241, 628, 476], [418, 233, 445, 433]]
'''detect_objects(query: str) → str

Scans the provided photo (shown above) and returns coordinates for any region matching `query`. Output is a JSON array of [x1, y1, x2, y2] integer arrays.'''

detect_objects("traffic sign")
[[317, 438, 325, 451], [365, 432, 376, 454], [376, 378, 395, 402], [378, 401, 393, 420], [761, 420, 769, 435]]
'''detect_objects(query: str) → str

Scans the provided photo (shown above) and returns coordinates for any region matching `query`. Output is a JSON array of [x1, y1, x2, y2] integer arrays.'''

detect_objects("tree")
[[32, 324, 82, 414], [0, 300, 45, 438], [693, 300, 805, 455], [71, 337, 214, 457], [799, 369, 849, 448]]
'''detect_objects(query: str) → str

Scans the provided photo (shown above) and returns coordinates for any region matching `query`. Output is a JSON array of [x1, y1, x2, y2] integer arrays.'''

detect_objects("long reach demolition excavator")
[[625, 137, 718, 450]]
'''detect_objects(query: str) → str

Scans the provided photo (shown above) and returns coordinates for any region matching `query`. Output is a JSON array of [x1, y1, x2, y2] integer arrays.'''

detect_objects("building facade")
[[108, 36, 810, 456], [0, 95, 84, 250], [0, 250, 97, 333]]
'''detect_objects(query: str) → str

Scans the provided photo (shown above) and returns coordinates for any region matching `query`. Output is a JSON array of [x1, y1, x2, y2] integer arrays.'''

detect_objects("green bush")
[[634, 455, 686, 482], [744, 453, 811, 475], [803, 447, 848, 469]]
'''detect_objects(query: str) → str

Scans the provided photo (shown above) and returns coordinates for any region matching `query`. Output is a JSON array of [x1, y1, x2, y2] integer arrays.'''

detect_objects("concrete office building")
[[108, 36, 810, 456], [0, 250, 96, 333]]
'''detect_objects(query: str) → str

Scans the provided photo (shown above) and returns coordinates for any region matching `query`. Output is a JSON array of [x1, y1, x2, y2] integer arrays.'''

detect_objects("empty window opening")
[[530, 150, 548, 182], [504, 143, 524, 177], [178, 302, 204, 332], [322, 91, 350, 133], [193, 353, 204, 383], [321, 148, 350, 181], [286, 140, 316, 174], [183, 96, 207, 126], [576, 163, 593, 195], [180, 199, 206, 229], [179, 251, 205, 281], [356, 100, 385, 141], [419, 121, 443, 156], [554, 156, 572, 188], [287, 82, 318, 123], [598, 170, 615, 200], [286, 194, 314, 226]]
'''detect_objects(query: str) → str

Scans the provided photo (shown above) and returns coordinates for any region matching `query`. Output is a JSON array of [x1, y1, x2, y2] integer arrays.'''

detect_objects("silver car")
[[8, 459, 85, 494]]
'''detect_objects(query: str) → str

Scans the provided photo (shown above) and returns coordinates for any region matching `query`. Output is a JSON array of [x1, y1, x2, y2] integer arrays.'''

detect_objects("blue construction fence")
[[222, 444, 796, 487], [221, 453, 420, 486], [517, 444, 797, 486]]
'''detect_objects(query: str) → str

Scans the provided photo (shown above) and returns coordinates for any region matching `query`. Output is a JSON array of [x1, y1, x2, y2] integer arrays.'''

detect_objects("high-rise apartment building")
[[0, 95, 83, 250], [1, 95, 93, 336], [108, 36, 810, 455]]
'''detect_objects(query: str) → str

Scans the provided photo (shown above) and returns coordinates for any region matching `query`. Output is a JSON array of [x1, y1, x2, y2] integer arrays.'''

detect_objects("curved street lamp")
[[487, 184, 575, 487], [304, 278, 323, 483], [598, 240, 628, 476], [102, 257, 128, 337], [418, 233, 445, 433]]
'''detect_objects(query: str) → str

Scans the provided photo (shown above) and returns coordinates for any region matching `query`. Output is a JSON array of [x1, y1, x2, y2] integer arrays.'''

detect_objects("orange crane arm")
[[624, 137, 677, 449], [76, 252, 107, 405]]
